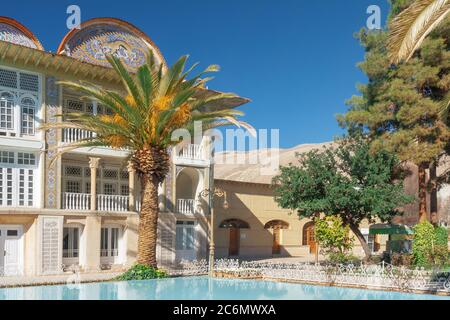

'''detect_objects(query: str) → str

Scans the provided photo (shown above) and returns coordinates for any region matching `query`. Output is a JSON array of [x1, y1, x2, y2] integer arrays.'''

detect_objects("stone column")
[[128, 163, 136, 212], [81, 216, 102, 271], [89, 157, 101, 211]]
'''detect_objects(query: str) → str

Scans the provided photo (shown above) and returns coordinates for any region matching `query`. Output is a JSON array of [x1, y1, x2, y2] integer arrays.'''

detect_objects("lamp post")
[[200, 187, 228, 277]]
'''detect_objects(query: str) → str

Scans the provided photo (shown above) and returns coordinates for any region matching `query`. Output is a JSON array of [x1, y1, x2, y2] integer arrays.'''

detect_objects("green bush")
[[412, 222, 449, 268], [314, 216, 354, 263], [116, 264, 168, 281]]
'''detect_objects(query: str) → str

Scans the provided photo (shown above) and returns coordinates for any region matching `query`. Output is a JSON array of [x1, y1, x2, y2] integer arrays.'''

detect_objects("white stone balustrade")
[[178, 144, 203, 160], [62, 128, 94, 144], [97, 194, 129, 212], [63, 193, 91, 211], [177, 199, 196, 215]]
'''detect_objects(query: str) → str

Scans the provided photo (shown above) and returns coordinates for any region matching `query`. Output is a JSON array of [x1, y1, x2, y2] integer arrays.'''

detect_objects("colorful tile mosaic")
[[0, 23, 38, 49]]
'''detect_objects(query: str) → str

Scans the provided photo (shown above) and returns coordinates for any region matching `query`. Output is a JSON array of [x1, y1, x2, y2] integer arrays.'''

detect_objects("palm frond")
[[388, 0, 450, 63]]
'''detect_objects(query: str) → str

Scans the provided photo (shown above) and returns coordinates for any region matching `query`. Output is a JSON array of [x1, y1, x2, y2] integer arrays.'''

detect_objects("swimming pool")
[[0, 277, 449, 300]]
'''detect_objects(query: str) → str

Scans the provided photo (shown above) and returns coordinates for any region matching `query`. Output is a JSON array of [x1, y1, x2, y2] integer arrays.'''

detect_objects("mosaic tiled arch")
[[57, 18, 166, 72], [0, 16, 44, 50]]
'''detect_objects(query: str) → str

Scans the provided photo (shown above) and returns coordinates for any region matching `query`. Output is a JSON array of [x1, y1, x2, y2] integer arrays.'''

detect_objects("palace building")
[[0, 16, 248, 276]]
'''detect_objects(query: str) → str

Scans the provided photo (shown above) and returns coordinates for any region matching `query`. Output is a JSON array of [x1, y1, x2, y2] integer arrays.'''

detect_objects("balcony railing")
[[63, 193, 130, 212], [177, 199, 197, 215], [97, 194, 129, 212], [62, 128, 94, 144], [63, 193, 91, 211], [178, 144, 203, 160]]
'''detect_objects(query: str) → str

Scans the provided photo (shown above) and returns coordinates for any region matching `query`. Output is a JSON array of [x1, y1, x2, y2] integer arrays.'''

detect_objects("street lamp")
[[200, 187, 228, 277]]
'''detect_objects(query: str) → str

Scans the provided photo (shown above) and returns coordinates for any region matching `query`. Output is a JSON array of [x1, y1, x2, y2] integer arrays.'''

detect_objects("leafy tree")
[[273, 137, 414, 260], [42, 54, 251, 268], [412, 221, 449, 267], [338, 0, 450, 222], [314, 216, 355, 263]]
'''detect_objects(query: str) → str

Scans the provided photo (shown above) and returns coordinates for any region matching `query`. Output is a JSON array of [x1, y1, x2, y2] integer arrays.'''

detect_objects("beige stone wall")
[[213, 180, 389, 260], [214, 180, 312, 259]]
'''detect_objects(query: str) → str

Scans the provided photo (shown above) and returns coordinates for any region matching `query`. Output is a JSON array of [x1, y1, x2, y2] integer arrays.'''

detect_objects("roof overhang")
[[0, 40, 250, 110]]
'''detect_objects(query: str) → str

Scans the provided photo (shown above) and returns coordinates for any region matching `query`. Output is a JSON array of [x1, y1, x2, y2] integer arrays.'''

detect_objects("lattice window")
[[103, 183, 117, 195], [0, 92, 14, 130], [0, 69, 18, 89], [103, 169, 118, 179], [6, 168, 13, 206], [21, 97, 36, 135], [84, 167, 91, 177], [120, 185, 129, 196], [65, 180, 81, 193], [17, 152, 36, 165], [18, 168, 33, 206], [0, 151, 14, 164], [120, 171, 129, 180], [65, 99, 84, 111], [65, 166, 82, 177], [19, 73, 39, 92]]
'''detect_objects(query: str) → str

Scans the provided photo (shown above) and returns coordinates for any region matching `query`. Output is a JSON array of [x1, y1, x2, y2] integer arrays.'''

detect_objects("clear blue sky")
[[3, 0, 390, 149]]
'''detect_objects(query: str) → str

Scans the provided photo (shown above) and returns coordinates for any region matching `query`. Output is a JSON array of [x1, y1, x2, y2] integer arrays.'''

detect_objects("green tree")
[[314, 216, 354, 263], [273, 137, 414, 260], [338, 0, 450, 222], [42, 54, 251, 268]]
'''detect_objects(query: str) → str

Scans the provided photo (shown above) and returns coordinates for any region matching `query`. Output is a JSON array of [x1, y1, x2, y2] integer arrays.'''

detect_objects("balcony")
[[177, 144, 203, 160], [63, 193, 132, 212], [173, 138, 212, 165], [97, 194, 129, 212], [177, 199, 198, 215], [63, 193, 91, 211], [62, 128, 94, 144]]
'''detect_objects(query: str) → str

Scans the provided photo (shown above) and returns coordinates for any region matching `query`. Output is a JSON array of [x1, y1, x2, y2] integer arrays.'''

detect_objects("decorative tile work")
[[45, 76, 59, 208], [63, 23, 161, 72], [0, 23, 38, 49]]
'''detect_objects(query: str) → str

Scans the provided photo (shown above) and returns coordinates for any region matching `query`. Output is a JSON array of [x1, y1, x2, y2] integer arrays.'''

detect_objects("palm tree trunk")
[[137, 175, 159, 268], [418, 163, 428, 223], [349, 223, 371, 262], [429, 162, 438, 225]]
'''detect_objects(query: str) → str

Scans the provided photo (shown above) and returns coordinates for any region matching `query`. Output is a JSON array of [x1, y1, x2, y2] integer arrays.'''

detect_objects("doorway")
[[303, 222, 316, 254], [229, 228, 240, 256], [0, 226, 23, 276], [219, 219, 250, 258]]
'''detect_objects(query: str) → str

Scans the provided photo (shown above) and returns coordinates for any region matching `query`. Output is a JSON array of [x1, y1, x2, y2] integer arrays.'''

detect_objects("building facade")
[[0, 16, 247, 277]]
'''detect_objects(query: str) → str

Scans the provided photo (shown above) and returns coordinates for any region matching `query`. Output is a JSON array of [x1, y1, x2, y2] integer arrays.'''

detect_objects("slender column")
[[128, 162, 136, 212], [89, 157, 101, 211]]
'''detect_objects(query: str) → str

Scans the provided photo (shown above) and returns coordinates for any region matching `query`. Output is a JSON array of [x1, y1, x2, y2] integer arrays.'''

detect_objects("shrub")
[[116, 264, 168, 281], [412, 222, 449, 268], [391, 253, 413, 267], [314, 216, 354, 263]]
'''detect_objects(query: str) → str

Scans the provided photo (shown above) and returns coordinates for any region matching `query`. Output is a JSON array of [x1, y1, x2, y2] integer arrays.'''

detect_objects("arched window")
[[264, 220, 289, 230], [219, 219, 250, 229], [20, 96, 36, 135], [0, 92, 15, 131]]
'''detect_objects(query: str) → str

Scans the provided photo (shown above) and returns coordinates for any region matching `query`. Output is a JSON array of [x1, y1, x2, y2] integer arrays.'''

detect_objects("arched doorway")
[[302, 221, 316, 254], [219, 219, 250, 256], [264, 220, 289, 254]]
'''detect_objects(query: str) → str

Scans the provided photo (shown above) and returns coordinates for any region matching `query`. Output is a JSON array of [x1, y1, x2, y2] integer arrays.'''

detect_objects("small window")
[[19, 73, 39, 92], [103, 169, 118, 179], [0, 151, 14, 164], [7, 230, 18, 236], [0, 69, 18, 89], [66, 99, 84, 111], [18, 152, 36, 165]]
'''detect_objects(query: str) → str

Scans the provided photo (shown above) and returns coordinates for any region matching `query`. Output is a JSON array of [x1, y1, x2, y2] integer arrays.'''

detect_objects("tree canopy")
[[273, 137, 414, 258]]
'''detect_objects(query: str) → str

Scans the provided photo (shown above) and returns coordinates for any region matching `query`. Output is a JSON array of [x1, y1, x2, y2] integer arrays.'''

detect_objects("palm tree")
[[388, 0, 450, 63], [42, 53, 252, 268]]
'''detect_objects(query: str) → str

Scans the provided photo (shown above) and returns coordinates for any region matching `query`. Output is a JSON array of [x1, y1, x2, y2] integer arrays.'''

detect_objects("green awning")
[[369, 224, 413, 235]]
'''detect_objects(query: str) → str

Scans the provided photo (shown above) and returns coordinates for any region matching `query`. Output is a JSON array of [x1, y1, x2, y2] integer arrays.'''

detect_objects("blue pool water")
[[0, 277, 449, 300]]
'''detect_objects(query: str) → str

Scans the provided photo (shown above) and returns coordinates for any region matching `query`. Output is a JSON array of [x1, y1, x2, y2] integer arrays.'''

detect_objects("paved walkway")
[[0, 271, 121, 288]]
